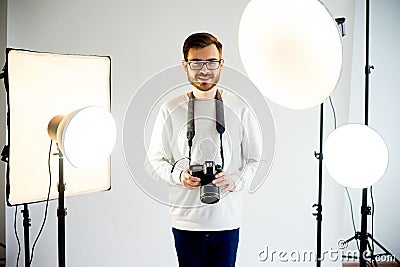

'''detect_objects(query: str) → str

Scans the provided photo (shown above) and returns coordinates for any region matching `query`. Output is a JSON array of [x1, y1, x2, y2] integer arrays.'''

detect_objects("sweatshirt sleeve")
[[230, 108, 268, 192], [144, 104, 183, 186]]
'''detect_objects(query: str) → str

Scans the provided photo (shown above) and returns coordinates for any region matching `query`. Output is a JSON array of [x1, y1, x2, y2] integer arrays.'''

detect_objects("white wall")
[[3, 0, 359, 266], [344, 0, 400, 259]]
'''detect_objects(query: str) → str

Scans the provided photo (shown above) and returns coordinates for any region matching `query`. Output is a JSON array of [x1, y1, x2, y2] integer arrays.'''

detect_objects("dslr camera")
[[190, 161, 223, 204]]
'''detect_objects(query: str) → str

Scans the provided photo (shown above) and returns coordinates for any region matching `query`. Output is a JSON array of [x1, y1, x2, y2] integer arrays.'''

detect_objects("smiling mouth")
[[197, 76, 212, 82]]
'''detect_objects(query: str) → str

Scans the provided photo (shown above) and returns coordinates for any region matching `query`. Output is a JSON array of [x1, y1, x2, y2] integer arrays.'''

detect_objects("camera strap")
[[187, 89, 225, 168]]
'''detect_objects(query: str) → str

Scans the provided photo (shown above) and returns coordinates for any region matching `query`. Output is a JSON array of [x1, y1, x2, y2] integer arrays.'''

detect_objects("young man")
[[145, 32, 263, 267]]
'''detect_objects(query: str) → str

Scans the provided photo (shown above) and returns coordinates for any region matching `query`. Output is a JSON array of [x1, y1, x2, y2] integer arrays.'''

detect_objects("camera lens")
[[200, 183, 220, 204]]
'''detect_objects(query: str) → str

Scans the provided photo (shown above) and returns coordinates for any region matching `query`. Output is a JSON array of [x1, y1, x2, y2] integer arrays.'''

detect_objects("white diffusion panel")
[[6, 49, 111, 205]]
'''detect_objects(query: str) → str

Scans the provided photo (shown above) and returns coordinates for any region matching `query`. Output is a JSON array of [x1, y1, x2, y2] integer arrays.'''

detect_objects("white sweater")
[[145, 88, 265, 231]]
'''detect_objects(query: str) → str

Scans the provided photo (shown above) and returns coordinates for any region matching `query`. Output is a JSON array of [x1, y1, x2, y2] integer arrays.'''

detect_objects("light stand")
[[22, 204, 31, 267], [312, 17, 347, 267], [341, 1, 400, 266], [47, 105, 116, 267], [360, 0, 373, 265], [56, 148, 66, 267], [1, 68, 33, 267], [312, 103, 324, 267]]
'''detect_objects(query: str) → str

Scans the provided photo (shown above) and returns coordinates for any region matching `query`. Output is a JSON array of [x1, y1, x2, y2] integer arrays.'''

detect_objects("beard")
[[188, 72, 221, 91]]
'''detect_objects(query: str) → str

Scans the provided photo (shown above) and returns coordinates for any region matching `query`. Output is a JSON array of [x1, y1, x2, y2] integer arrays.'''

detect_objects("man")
[[145, 32, 263, 267]]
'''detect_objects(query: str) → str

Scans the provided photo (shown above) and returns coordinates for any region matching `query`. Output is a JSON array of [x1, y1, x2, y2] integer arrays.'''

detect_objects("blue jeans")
[[172, 228, 239, 267]]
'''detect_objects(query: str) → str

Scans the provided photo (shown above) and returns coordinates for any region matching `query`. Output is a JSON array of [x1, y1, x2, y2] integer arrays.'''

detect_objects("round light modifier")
[[58, 106, 117, 169], [324, 124, 388, 189], [238, 0, 342, 110]]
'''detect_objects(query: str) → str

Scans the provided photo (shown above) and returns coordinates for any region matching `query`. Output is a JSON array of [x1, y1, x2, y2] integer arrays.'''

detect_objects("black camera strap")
[[187, 89, 225, 169]]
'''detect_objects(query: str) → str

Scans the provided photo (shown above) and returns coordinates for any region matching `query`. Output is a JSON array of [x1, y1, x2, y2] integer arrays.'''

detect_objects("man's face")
[[183, 44, 224, 92]]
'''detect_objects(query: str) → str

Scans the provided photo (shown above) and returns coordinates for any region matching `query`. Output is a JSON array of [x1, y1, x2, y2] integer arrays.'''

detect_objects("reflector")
[[238, 0, 342, 109]]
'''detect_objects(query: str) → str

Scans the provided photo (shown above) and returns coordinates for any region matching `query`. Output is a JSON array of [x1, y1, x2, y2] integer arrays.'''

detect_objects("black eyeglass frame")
[[186, 60, 222, 70]]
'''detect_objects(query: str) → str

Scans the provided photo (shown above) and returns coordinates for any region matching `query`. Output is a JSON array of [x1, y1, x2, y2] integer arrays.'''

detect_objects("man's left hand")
[[213, 171, 236, 193]]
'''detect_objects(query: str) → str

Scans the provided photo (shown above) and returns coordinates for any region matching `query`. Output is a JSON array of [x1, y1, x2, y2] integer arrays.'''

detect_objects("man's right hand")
[[180, 169, 201, 189]]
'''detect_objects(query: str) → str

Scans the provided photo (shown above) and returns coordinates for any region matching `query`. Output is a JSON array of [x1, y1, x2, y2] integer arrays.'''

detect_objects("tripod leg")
[[342, 232, 361, 249], [340, 234, 361, 262], [367, 234, 400, 265], [344, 234, 358, 244], [366, 240, 378, 267]]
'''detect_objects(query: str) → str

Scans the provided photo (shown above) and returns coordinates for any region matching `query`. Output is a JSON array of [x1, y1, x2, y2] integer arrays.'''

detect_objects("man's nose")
[[199, 64, 209, 73]]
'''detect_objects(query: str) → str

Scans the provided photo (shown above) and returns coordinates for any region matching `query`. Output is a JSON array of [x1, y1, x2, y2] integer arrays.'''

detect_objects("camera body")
[[190, 161, 222, 204]]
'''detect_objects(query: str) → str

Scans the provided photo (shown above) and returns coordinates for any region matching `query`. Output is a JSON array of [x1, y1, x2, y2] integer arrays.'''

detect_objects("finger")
[[185, 177, 201, 189], [184, 181, 195, 189], [182, 172, 200, 182], [213, 176, 235, 192], [221, 184, 234, 193], [214, 172, 225, 179], [190, 176, 201, 182], [212, 177, 227, 187], [189, 179, 201, 187], [181, 169, 190, 180]]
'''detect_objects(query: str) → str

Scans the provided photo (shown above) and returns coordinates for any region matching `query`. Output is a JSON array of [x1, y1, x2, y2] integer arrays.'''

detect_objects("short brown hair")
[[182, 32, 223, 61]]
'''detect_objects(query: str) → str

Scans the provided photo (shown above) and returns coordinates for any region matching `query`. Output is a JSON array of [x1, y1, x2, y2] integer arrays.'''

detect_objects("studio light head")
[[47, 106, 116, 169], [324, 124, 388, 189]]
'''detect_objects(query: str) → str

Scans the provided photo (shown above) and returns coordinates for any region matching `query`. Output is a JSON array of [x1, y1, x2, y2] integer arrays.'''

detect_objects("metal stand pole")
[[22, 204, 31, 267], [312, 17, 346, 267], [57, 148, 67, 267], [359, 188, 369, 267], [360, 1, 372, 266], [313, 103, 324, 267]]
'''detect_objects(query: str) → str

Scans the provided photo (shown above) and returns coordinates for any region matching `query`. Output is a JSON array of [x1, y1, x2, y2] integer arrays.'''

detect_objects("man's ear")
[[182, 60, 188, 73], [220, 58, 225, 70]]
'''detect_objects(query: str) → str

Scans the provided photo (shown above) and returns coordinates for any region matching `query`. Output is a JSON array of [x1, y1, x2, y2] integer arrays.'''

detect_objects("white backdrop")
[[3, 0, 398, 266]]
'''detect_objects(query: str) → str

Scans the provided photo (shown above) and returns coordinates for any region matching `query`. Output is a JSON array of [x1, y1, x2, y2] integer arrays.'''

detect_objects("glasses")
[[186, 60, 221, 70]]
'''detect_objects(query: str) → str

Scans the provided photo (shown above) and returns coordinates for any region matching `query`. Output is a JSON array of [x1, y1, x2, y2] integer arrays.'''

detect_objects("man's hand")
[[213, 171, 236, 193], [180, 169, 201, 189]]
